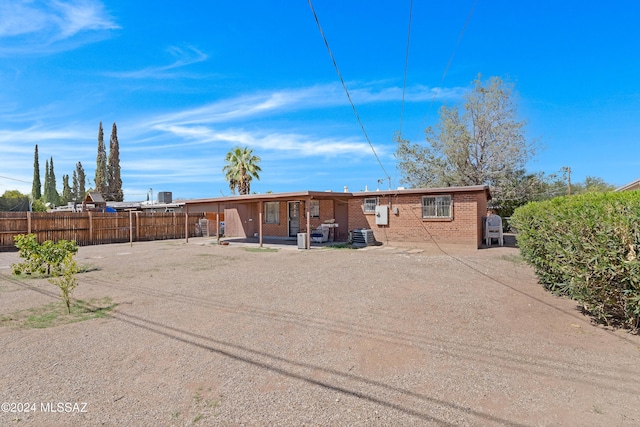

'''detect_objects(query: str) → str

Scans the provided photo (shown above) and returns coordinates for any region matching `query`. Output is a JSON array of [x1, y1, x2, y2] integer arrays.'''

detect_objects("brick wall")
[[261, 199, 336, 237], [348, 191, 485, 247]]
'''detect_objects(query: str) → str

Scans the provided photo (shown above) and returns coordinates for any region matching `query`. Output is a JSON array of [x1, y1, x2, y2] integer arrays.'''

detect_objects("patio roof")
[[183, 190, 352, 205], [183, 185, 491, 205]]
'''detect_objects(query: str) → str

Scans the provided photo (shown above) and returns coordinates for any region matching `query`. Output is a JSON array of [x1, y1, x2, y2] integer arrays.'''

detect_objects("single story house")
[[184, 185, 491, 248]]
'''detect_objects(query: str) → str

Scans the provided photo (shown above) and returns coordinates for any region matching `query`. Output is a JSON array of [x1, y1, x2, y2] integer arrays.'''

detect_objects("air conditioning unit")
[[157, 191, 172, 203], [351, 229, 375, 246]]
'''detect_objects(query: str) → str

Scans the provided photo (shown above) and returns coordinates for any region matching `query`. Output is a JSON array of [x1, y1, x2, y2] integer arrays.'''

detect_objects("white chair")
[[485, 214, 504, 247]]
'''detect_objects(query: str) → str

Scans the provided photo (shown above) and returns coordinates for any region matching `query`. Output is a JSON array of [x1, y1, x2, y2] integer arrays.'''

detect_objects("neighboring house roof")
[[85, 191, 105, 203], [615, 178, 640, 192]]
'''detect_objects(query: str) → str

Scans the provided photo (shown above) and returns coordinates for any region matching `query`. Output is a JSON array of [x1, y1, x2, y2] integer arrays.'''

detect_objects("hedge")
[[511, 191, 640, 330]]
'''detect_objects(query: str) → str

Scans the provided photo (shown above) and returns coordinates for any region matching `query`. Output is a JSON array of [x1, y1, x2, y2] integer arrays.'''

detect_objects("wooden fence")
[[0, 211, 205, 251]]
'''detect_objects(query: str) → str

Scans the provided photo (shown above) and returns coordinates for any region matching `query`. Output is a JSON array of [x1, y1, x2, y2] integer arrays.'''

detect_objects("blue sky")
[[1, 1, 639, 201]]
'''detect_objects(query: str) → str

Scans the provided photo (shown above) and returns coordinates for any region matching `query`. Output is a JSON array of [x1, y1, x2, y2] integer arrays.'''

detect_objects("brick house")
[[184, 185, 490, 248]]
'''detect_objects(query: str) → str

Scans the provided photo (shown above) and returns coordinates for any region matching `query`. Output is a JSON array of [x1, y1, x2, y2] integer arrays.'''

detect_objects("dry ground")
[[0, 238, 639, 426]]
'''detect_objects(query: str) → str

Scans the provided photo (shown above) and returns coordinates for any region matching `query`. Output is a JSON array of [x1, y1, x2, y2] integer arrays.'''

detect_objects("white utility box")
[[375, 205, 389, 225]]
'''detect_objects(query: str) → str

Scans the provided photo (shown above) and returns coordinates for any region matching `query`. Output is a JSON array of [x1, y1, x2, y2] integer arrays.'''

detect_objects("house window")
[[422, 195, 452, 218], [264, 202, 279, 224], [310, 200, 320, 218], [363, 198, 377, 213]]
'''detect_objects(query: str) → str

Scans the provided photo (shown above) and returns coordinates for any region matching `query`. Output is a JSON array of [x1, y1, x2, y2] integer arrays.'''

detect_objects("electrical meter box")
[[375, 205, 389, 225]]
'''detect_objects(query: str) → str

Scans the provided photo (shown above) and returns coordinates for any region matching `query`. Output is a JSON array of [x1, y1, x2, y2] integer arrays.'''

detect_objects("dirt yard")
[[1, 238, 639, 426]]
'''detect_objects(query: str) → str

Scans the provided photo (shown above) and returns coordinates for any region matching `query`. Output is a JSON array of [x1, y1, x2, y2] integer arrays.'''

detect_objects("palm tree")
[[222, 146, 262, 195]]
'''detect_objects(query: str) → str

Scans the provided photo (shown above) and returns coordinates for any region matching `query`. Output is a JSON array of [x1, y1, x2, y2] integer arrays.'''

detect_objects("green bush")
[[12, 234, 78, 276], [511, 191, 640, 330], [12, 234, 80, 314]]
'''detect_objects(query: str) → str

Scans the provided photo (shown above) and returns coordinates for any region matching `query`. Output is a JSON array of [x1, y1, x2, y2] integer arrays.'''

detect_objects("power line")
[[414, 0, 478, 142], [399, 0, 414, 134], [0, 174, 31, 184], [307, 0, 391, 184]]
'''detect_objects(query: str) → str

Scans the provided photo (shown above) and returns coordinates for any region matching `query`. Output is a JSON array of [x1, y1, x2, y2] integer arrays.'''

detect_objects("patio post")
[[259, 200, 263, 247], [306, 197, 311, 249]]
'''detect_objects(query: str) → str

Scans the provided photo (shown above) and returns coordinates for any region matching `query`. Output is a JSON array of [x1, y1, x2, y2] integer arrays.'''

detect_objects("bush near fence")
[[511, 191, 640, 331], [0, 212, 205, 251]]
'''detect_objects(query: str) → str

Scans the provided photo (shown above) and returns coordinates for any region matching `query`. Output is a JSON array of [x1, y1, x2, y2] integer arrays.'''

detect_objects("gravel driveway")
[[1, 238, 639, 426]]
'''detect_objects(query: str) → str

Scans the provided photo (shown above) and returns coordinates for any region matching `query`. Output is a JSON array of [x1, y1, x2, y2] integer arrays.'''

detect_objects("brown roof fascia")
[[183, 191, 352, 205], [353, 185, 492, 199]]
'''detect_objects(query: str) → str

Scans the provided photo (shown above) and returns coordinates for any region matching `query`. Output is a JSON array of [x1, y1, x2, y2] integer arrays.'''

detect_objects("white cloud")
[[0, 0, 119, 55], [148, 83, 463, 127], [0, 126, 86, 144], [105, 45, 208, 79], [0, 1, 48, 37]]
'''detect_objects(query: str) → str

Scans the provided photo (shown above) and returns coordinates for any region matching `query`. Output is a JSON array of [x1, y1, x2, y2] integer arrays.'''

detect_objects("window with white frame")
[[363, 197, 377, 213], [422, 195, 452, 218], [310, 200, 320, 218], [264, 202, 280, 224]]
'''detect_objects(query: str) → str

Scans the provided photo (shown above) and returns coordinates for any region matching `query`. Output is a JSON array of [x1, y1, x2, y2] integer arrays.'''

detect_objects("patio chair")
[[310, 226, 329, 243], [484, 214, 504, 247]]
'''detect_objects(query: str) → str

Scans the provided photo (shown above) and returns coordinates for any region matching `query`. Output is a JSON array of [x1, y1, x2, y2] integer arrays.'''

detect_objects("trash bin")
[[297, 232, 307, 249]]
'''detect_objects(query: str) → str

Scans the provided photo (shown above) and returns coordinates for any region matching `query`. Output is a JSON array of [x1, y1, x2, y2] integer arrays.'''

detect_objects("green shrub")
[[511, 191, 640, 330], [12, 234, 80, 314], [13, 234, 78, 276]]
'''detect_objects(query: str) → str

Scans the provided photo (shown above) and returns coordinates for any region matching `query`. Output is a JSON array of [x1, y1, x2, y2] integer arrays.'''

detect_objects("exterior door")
[[288, 202, 300, 237]]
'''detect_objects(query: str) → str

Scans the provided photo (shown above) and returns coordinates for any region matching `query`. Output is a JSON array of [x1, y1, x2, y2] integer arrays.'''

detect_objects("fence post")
[[135, 211, 140, 241], [89, 211, 93, 244], [27, 211, 31, 234], [184, 212, 189, 243]]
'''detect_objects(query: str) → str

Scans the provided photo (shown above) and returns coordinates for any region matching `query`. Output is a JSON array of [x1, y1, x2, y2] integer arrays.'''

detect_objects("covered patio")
[[184, 191, 350, 249]]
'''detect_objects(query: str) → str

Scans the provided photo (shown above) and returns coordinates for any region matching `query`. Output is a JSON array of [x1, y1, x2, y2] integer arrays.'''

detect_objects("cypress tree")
[[32, 144, 42, 200], [48, 157, 60, 206], [107, 122, 123, 201], [95, 122, 108, 198], [44, 158, 50, 203], [72, 170, 79, 203], [62, 174, 71, 204], [76, 162, 86, 201]]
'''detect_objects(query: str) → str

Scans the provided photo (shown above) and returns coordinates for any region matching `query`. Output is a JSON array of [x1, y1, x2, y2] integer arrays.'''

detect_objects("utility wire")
[[0, 174, 31, 184], [399, 0, 413, 134], [307, 0, 391, 184], [415, 0, 477, 142]]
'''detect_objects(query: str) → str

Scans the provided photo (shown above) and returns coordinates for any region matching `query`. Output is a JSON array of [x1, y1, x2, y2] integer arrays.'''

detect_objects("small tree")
[[12, 234, 80, 314], [49, 254, 79, 314], [12, 234, 78, 276]]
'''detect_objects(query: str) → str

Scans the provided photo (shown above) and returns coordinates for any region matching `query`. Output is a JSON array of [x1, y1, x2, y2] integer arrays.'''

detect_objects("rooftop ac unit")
[[157, 191, 172, 204]]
